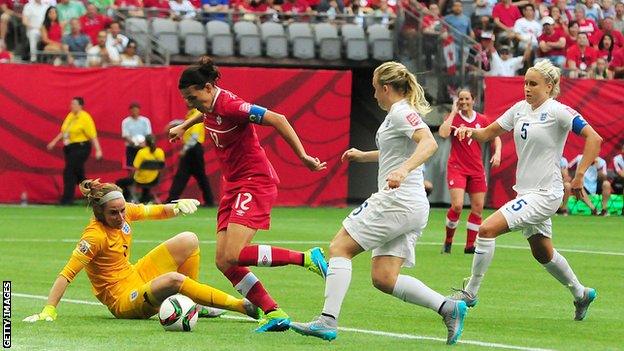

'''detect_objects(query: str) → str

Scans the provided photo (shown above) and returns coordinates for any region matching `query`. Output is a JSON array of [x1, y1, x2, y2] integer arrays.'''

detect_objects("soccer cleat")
[[255, 308, 291, 333], [197, 305, 227, 318], [290, 316, 338, 341], [447, 278, 478, 308], [442, 243, 452, 254], [243, 299, 261, 320], [304, 247, 328, 279], [440, 299, 468, 345], [574, 288, 597, 321], [464, 246, 475, 254]]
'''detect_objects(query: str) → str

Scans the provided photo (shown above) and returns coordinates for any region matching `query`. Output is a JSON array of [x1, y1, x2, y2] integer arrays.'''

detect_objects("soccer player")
[[289, 62, 468, 345], [452, 60, 600, 320], [568, 154, 612, 216], [439, 89, 502, 254], [23, 179, 260, 323], [169, 57, 329, 333]]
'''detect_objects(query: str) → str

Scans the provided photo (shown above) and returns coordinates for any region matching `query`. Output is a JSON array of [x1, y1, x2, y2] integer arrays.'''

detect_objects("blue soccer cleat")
[[255, 308, 290, 333], [440, 299, 468, 345], [574, 288, 597, 321], [290, 316, 337, 341], [304, 247, 328, 279]]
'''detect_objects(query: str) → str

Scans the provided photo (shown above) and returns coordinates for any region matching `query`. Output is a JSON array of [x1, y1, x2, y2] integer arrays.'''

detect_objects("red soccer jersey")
[[538, 31, 566, 57], [566, 44, 598, 69], [202, 88, 279, 184], [80, 14, 112, 44], [448, 111, 490, 175], [492, 3, 522, 28]]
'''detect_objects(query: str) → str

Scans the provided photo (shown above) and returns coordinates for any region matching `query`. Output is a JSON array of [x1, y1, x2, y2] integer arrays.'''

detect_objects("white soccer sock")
[[321, 257, 352, 320], [465, 236, 496, 296], [542, 249, 585, 300], [392, 274, 445, 312]]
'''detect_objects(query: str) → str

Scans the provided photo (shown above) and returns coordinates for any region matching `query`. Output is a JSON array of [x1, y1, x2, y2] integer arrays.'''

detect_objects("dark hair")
[[145, 134, 156, 153], [178, 56, 220, 90], [43, 7, 57, 30], [457, 88, 474, 99], [72, 96, 84, 106], [568, 20, 579, 29], [599, 33, 614, 61]]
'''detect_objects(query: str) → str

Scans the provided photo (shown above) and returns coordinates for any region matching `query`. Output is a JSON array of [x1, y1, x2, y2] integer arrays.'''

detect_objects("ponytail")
[[374, 61, 432, 115]]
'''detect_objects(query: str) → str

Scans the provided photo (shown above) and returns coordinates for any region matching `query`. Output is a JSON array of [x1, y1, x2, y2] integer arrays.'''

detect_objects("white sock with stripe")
[[465, 236, 496, 296]]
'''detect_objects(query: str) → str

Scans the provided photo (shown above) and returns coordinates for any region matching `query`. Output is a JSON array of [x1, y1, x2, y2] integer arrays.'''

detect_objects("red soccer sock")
[[445, 208, 461, 244], [466, 212, 482, 249], [238, 245, 304, 267], [223, 266, 278, 313]]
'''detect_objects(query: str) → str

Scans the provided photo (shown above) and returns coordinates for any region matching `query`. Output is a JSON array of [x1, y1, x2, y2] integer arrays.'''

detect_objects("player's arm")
[[169, 113, 205, 142], [261, 110, 327, 171], [387, 128, 438, 189], [341, 149, 379, 163], [455, 120, 506, 143], [438, 101, 458, 139], [569, 122, 603, 198], [490, 136, 502, 167], [47, 132, 64, 150]]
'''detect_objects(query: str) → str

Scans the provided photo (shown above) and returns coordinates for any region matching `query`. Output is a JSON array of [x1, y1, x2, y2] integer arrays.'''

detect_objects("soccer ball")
[[158, 294, 199, 332]]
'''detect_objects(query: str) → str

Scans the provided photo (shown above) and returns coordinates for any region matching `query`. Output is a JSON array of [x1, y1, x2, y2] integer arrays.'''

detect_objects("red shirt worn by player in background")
[[448, 111, 490, 176]]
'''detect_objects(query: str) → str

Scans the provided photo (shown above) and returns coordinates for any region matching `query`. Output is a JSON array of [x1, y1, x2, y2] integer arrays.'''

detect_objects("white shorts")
[[500, 192, 563, 239], [342, 190, 429, 268]]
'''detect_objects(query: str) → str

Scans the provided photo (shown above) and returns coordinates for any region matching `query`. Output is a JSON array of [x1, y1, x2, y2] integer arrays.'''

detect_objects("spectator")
[[0, 40, 12, 62], [568, 155, 612, 216], [590, 17, 624, 48], [23, 0, 50, 62], [56, 0, 87, 35], [467, 30, 494, 72], [548, 5, 568, 35], [614, 2, 624, 34], [566, 32, 598, 78], [513, 4, 542, 50], [89, 0, 115, 15], [566, 20, 580, 49], [489, 43, 531, 76], [538, 16, 566, 67], [0, 0, 17, 47], [601, 0, 616, 20], [169, 0, 197, 20], [116, 134, 165, 203], [573, 5, 598, 40], [121, 101, 152, 169], [87, 29, 115, 66], [492, 0, 522, 36], [119, 39, 143, 66], [597, 33, 615, 63], [105, 21, 128, 62], [62, 18, 92, 66], [421, 2, 445, 69], [589, 57, 609, 79], [80, 3, 112, 45], [40, 6, 64, 56], [201, 0, 229, 21], [114, 0, 146, 17], [474, 0, 497, 18], [282, 0, 313, 14], [554, 0, 574, 23], [583, 0, 603, 22], [607, 44, 624, 78], [444, 1, 475, 41], [144, 0, 171, 18], [373, 0, 395, 26]]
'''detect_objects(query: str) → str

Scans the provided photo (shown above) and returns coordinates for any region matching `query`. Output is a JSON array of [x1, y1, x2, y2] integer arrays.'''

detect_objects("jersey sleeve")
[[390, 109, 428, 139], [83, 113, 97, 139], [554, 103, 581, 132], [132, 149, 145, 169], [126, 202, 171, 221], [220, 93, 268, 125], [496, 102, 521, 131], [59, 229, 103, 282]]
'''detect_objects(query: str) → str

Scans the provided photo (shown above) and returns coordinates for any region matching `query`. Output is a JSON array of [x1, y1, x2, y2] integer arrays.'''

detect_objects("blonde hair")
[[79, 179, 123, 223], [374, 61, 432, 115], [528, 59, 561, 97]]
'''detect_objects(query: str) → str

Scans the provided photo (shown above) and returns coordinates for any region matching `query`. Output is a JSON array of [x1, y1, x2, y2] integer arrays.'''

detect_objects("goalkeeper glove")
[[172, 199, 200, 216], [23, 304, 57, 323]]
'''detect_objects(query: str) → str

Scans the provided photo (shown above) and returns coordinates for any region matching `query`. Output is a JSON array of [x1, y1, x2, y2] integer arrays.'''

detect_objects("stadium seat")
[[151, 18, 180, 55], [125, 17, 149, 55], [341, 23, 368, 61], [260, 22, 288, 59], [178, 19, 206, 56], [287, 23, 315, 59], [233, 21, 262, 57], [206, 20, 234, 57], [314, 23, 341, 60], [367, 24, 393, 61]]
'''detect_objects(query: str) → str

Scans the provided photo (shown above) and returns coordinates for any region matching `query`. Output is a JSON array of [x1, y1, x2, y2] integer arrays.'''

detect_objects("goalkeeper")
[[24, 179, 259, 322]]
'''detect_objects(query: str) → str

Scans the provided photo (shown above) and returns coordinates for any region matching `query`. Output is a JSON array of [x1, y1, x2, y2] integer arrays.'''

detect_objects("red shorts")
[[447, 168, 488, 193], [217, 180, 278, 233]]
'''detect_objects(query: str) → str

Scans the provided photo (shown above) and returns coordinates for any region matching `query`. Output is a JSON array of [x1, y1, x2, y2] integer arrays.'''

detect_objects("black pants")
[[116, 177, 159, 204], [61, 142, 91, 204], [166, 143, 214, 205], [125, 145, 140, 169]]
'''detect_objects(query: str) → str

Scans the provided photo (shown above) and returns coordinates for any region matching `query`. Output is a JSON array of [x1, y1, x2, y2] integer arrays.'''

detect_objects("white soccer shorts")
[[500, 191, 563, 238]]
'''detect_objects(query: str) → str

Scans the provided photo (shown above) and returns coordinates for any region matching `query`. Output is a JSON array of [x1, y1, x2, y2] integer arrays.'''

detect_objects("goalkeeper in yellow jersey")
[[24, 179, 260, 322]]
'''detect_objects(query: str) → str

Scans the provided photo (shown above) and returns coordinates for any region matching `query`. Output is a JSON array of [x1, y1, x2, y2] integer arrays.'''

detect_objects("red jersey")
[[282, 0, 310, 13], [538, 31, 566, 57], [566, 44, 598, 69], [80, 13, 112, 44], [492, 3, 522, 28], [448, 111, 490, 175], [202, 88, 279, 184]]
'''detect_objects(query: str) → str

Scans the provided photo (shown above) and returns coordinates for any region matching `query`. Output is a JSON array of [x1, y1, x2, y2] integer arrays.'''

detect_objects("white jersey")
[[497, 98, 579, 196], [569, 155, 607, 194], [375, 99, 429, 200], [614, 154, 624, 173]]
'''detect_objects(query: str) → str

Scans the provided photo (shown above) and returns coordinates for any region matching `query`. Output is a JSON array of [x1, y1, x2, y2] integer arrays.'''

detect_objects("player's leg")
[[600, 180, 612, 216], [466, 191, 485, 254], [444, 187, 466, 253], [580, 187, 598, 214], [528, 230, 596, 320], [372, 255, 467, 345]]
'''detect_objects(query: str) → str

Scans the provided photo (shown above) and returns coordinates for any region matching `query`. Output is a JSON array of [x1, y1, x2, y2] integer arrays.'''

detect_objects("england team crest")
[[540, 113, 547, 121]]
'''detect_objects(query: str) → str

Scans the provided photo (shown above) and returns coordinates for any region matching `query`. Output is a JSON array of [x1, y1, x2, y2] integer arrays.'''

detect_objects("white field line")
[[13, 293, 554, 351], [1, 238, 622, 256]]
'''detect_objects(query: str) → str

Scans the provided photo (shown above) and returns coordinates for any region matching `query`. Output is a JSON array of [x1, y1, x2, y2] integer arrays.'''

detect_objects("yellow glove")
[[23, 305, 57, 323], [172, 199, 200, 216]]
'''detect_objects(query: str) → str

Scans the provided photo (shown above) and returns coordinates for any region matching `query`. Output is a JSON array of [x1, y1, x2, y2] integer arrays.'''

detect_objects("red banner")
[[484, 76, 624, 208], [0, 64, 352, 206]]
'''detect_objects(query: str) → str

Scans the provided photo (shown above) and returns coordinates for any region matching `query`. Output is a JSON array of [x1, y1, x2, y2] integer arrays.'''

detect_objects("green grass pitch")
[[1, 205, 622, 350]]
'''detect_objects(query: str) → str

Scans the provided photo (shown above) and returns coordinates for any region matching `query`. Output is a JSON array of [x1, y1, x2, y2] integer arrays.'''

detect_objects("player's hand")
[[451, 98, 459, 113], [386, 167, 409, 189], [95, 150, 103, 161], [301, 154, 327, 171], [169, 125, 185, 142], [46, 141, 56, 151], [454, 126, 475, 141], [490, 153, 501, 167], [570, 176, 585, 199], [172, 199, 200, 216], [341, 148, 365, 163], [23, 305, 57, 323]]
